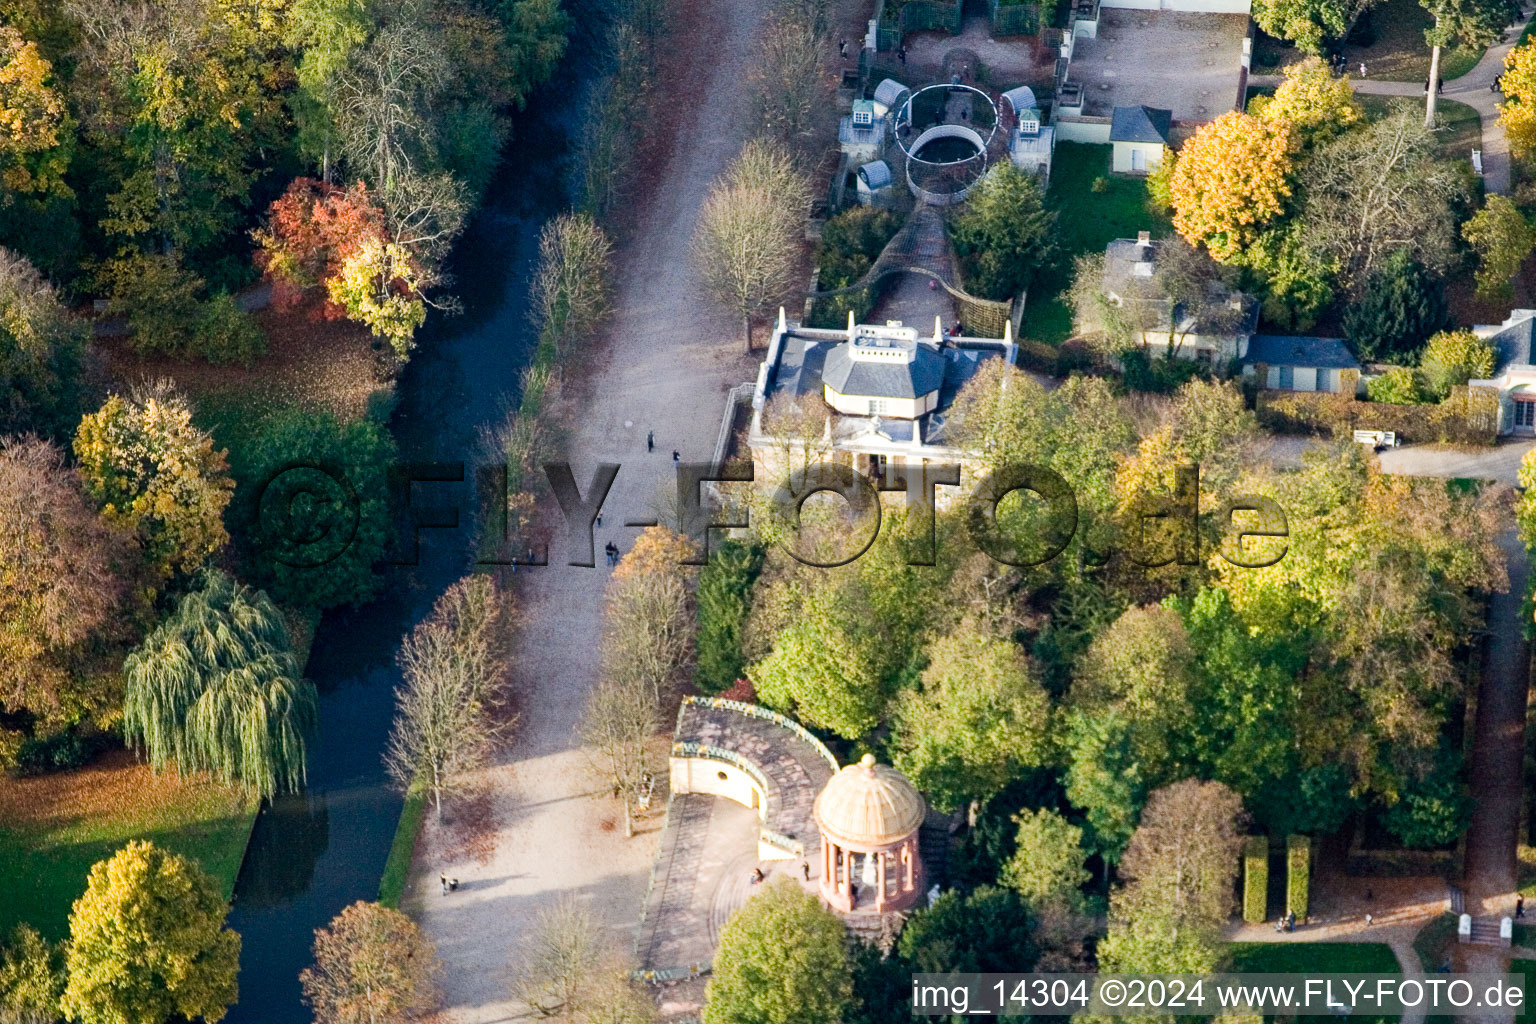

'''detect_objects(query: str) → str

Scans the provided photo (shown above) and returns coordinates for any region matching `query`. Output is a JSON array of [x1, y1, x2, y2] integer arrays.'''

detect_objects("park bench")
[[1352, 429, 1397, 449]]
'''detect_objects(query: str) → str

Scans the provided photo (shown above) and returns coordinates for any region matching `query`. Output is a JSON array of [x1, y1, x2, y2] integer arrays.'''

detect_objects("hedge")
[[1255, 371, 1499, 447], [378, 782, 427, 909], [1287, 834, 1310, 921], [1243, 835, 1269, 924]]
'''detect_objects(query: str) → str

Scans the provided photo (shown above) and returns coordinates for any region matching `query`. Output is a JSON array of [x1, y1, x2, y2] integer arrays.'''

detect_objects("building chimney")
[[1137, 230, 1151, 245]]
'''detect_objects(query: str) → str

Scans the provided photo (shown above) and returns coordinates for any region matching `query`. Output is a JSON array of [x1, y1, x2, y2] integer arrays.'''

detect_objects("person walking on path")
[[441, 873, 448, 895], [1519, 895, 1526, 918], [838, 36, 847, 57], [672, 449, 680, 467], [1360, 61, 1367, 77], [897, 43, 907, 65], [647, 430, 654, 452]]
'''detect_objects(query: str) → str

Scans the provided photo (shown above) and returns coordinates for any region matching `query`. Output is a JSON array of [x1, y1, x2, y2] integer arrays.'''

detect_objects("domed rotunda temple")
[[814, 753, 926, 913]]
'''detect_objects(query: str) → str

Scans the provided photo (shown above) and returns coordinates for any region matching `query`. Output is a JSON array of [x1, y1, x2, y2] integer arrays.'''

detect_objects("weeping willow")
[[124, 569, 318, 798]]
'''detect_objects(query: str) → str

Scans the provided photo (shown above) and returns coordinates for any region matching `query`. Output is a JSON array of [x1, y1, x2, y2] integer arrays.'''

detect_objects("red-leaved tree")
[[253, 178, 387, 317]]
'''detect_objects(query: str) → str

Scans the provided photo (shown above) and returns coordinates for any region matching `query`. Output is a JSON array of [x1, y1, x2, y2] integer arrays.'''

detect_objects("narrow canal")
[[222, 11, 601, 1018]]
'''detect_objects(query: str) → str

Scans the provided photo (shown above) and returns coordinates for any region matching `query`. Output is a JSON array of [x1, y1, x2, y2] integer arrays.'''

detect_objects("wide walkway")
[[1252, 4, 1535, 193], [403, 0, 775, 1016]]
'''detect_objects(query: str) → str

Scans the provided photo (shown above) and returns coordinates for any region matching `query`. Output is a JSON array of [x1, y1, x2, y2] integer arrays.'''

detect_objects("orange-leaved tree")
[[252, 177, 386, 316], [1170, 111, 1296, 262]]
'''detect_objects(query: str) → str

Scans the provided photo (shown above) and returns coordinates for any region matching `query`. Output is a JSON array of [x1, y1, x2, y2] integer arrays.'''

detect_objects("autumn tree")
[[1252, 56, 1361, 144], [0, 246, 86, 437], [1419, 329, 1496, 398], [75, 386, 234, 578], [694, 139, 810, 351], [1462, 194, 1536, 300], [252, 177, 387, 314], [300, 901, 439, 1024], [949, 161, 1058, 300], [1170, 111, 1295, 262], [0, 437, 136, 729], [1501, 40, 1536, 157], [604, 527, 696, 708], [124, 570, 318, 798], [0, 26, 69, 197], [704, 878, 853, 1024], [61, 841, 240, 1024], [0, 925, 62, 1024], [1097, 780, 1245, 974], [890, 623, 1050, 814], [99, 252, 266, 365]]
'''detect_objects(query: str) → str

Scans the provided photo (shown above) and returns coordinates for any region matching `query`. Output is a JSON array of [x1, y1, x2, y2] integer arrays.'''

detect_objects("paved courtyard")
[[1068, 10, 1249, 120]]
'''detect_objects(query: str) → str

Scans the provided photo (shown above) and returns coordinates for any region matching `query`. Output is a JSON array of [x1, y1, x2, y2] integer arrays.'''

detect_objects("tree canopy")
[[61, 841, 240, 1024], [123, 569, 317, 798], [1170, 112, 1295, 261]]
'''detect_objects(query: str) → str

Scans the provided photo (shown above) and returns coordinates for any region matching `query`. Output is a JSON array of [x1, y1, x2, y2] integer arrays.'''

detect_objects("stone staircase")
[[1465, 917, 1509, 947]]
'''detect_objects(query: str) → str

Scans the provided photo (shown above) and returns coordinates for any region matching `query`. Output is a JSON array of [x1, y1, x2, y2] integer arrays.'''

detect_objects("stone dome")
[[813, 754, 925, 847]]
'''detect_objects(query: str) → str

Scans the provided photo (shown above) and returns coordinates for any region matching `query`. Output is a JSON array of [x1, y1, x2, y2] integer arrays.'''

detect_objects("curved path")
[[1251, 4, 1535, 193]]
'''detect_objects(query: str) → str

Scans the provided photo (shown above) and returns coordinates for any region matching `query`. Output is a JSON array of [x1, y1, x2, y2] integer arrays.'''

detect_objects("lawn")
[[1022, 142, 1170, 345], [0, 749, 256, 941], [1229, 941, 1402, 974], [1254, 0, 1493, 81]]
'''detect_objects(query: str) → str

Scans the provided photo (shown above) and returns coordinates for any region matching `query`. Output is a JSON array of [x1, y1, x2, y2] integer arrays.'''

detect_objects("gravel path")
[[404, 0, 772, 1016]]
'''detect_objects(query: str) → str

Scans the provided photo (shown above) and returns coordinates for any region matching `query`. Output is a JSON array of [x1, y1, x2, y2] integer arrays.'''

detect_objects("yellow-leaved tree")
[[1170, 111, 1296, 262], [1502, 42, 1536, 158], [0, 25, 69, 196], [1254, 55, 1361, 144], [61, 841, 240, 1024], [326, 237, 428, 359]]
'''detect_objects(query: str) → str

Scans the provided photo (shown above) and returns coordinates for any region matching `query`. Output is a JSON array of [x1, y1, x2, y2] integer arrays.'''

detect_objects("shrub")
[[194, 292, 266, 365], [1420, 330, 1496, 400], [1365, 366, 1427, 405], [1286, 834, 1310, 919], [950, 162, 1057, 300], [810, 206, 902, 328], [102, 252, 266, 364], [1243, 835, 1269, 923]]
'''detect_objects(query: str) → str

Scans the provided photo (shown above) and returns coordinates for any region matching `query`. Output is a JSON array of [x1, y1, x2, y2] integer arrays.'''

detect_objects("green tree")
[[748, 587, 884, 738], [61, 841, 240, 1024], [1419, 329, 1496, 398], [74, 387, 234, 578], [1253, 56, 1362, 140], [235, 409, 395, 609], [695, 540, 763, 694], [497, 0, 570, 109], [1250, 0, 1365, 53], [949, 162, 1057, 300], [300, 901, 439, 1024], [1343, 248, 1446, 361], [890, 623, 1050, 813], [1383, 745, 1470, 848], [1062, 709, 1145, 866], [704, 878, 853, 1024], [1420, 0, 1506, 124], [0, 924, 62, 1024], [1241, 226, 1335, 331], [123, 569, 317, 798], [1462, 194, 1536, 300], [898, 886, 1036, 975], [1071, 605, 1196, 783], [1001, 808, 1090, 912], [0, 247, 86, 437]]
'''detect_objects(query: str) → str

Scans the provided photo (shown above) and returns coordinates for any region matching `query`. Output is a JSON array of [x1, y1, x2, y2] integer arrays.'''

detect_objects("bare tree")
[[750, 20, 827, 165], [383, 575, 512, 818], [530, 213, 614, 350], [511, 898, 601, 1018], [579, 674, 657, 838], [334, 22, 448, 192], [694, 141, 810, 352]]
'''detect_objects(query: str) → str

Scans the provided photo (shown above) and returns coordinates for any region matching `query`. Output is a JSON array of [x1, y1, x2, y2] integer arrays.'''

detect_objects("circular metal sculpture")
[[893, 82, 999, 205]]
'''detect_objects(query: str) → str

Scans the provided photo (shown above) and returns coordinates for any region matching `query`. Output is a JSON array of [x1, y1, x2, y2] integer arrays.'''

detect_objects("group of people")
[[1273, 910, 1298, 932], [603, 541, 620, 567]]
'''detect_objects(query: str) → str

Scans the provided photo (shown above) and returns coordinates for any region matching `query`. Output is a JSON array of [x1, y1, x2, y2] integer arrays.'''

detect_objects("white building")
[[1467, 309, 1536, 435]]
